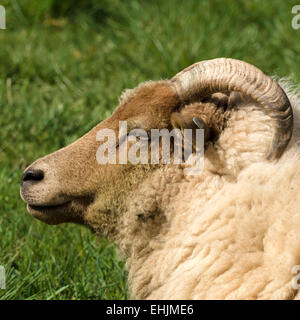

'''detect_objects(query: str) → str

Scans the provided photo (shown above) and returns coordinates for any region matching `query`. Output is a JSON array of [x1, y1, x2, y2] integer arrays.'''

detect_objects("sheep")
[[20, 58, 300, 299]]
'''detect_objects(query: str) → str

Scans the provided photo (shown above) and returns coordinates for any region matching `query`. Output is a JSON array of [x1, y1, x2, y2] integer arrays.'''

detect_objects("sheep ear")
[[171, 112, 210, 146], [171, 112, 198, 131], [192, 117, 205, 130]]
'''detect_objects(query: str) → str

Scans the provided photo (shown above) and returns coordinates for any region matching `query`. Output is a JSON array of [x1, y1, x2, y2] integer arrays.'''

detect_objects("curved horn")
[[171, 58, 293, 160]]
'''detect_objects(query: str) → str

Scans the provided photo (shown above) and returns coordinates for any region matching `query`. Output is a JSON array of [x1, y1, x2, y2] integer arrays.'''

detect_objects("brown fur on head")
[[20, 79, 231, 237]]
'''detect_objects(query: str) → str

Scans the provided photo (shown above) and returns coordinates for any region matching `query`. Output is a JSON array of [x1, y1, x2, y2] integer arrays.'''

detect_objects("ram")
[[20, 58, 300, 299]]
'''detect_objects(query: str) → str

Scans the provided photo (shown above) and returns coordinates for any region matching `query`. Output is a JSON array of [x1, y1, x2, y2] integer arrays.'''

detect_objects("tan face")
[[20, 81, 181, 226]]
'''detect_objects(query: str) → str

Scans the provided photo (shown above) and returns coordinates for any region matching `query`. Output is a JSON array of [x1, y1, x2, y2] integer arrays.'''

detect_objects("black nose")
[[22, 169, 44, 183]]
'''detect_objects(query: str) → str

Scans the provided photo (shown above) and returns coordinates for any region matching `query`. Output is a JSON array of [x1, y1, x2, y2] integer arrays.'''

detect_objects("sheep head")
[[20, 58, 293, 238]]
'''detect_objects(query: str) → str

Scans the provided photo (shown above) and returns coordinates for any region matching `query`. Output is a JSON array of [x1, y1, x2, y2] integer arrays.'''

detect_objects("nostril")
[[22, 169, 44, 183]]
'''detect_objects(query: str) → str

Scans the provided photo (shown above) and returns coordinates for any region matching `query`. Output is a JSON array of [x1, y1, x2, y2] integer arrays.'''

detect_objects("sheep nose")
[[22, 169, 44, 184]]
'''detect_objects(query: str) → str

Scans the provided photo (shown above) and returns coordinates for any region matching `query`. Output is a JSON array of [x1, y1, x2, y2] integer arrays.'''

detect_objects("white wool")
[[120, 80, 300, 300]]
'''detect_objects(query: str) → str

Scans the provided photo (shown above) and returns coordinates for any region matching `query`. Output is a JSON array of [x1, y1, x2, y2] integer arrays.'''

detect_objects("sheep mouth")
[[28, 201, 71, 212], [27, 200, 85, 225]]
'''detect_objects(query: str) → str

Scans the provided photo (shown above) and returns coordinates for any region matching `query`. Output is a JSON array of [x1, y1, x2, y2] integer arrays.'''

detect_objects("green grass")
[[1, 0, 300, 299]]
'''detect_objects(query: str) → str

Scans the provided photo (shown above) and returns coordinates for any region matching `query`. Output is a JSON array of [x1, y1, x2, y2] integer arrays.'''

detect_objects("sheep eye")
[[117, 128, 149, 148], [128, 128, 149, 141]]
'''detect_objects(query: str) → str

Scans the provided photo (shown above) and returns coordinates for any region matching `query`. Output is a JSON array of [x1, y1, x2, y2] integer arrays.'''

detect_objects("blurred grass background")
[[0, 0, 300, 299]]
